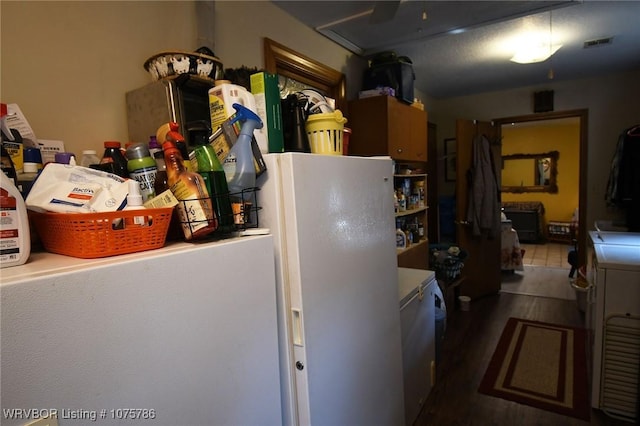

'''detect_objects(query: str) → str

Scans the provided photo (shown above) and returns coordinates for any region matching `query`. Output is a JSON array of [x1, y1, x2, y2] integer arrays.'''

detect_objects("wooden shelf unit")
[[348, 95, 430, 270]]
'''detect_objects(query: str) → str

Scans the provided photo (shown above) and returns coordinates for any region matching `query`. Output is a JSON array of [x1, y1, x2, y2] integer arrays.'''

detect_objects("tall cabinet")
[[348, 95, 429, 269]]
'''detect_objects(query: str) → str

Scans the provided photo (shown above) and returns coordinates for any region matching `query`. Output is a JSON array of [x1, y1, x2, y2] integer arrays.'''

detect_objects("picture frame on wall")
[[444, 138, 457, 182]]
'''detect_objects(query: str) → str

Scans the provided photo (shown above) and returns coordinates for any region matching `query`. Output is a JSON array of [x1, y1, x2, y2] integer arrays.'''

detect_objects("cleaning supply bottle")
[[1, 144, 18, 186], [124, 179, 147, 227], [191, 142, 235, 235], [163, 140, 216, 240], [126, 142, 157, 202], [223, 104, 263, 225], [158, 122, 193, 172], [0, 171, 30, 268]]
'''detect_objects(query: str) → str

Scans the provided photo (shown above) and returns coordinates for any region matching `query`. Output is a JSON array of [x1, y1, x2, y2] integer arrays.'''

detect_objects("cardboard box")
[[250, 72, 284, 153], [37, 139, 65, 165]]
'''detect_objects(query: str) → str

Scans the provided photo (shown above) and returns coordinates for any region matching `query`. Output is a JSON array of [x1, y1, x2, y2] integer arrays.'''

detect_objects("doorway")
[[495, 110, 588, 300], [494, 109, 588, 267]]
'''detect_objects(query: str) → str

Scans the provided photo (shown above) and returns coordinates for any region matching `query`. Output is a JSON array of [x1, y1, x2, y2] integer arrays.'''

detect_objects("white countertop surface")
[[593, 243, 640, 271], [590, 230, 640, 246]]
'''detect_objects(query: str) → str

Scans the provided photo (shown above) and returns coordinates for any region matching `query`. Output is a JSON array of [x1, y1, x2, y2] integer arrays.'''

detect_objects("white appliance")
[[257, 153, 405, 426], [398, 267, 437, 425], [586, 231, 640, 423], [1, 236, 282, 426], [590, 230, 640, 245]]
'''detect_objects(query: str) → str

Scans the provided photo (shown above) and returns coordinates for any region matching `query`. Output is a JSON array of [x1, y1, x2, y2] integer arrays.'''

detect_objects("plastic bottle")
[[163, 140, 217, 240], [23, 147, 43, 171], [224, 104, 263, 185], [192, 142, 235, 235], [223, 103, 263, 224], [99, 141, 128, 178], [80, 149, 101, 168], [159, 122, 193, 172], [0, 171, 30, 268], [54, 152, 76, 165], [1, 144, 17, 186], [126, 143, 157, 202], [148, 135, 161, 158], [153, 150, 169, 195], [124, 179, 147, 227]]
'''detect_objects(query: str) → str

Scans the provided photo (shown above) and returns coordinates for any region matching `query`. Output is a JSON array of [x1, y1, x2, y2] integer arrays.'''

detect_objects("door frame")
[[493, 109, 588, 267]]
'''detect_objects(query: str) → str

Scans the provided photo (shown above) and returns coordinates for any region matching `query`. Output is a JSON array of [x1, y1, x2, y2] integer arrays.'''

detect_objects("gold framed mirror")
[[263, 38, 346, 111], [501, 151, 559, 193]]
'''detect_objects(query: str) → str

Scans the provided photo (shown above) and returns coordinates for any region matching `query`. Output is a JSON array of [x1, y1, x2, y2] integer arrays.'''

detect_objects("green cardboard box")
[[250, 72, 284, 153]]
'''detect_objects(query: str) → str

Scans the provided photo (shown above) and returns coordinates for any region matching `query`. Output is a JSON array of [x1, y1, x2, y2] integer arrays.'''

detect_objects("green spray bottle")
[[223, 103, 263, 225], [192, 142, 235, 235]]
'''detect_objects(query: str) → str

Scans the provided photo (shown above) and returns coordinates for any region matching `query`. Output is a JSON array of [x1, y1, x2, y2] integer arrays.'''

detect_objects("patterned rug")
[[478, 317, 590, 421]]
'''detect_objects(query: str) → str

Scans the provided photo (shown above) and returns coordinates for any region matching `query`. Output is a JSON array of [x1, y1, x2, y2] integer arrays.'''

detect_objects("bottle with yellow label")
[[163, 140, 217, 241]]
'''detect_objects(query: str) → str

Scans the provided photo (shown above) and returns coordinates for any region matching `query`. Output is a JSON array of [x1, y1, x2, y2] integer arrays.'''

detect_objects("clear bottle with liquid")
[[163, 140, 217, 240]]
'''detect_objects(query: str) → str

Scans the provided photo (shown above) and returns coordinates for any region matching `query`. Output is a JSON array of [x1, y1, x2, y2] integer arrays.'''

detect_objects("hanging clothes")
[[466, 133, 501, 238], [605, 124, 640, 231]]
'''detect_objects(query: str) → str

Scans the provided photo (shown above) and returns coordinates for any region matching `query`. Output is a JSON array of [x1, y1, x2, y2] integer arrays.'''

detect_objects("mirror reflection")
[[501, 151, 559, 193]]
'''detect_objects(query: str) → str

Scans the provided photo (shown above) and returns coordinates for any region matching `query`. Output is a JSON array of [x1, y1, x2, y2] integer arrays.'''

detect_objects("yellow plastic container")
[[305, 110, 347, 155]]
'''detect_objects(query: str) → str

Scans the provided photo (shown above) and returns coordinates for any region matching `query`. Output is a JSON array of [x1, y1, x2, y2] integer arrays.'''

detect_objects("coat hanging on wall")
[[466, 133, 501, 238]]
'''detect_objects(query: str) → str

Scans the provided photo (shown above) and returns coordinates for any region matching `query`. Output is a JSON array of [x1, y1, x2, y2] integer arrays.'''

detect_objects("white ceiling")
[[272, 1, 640, 99]]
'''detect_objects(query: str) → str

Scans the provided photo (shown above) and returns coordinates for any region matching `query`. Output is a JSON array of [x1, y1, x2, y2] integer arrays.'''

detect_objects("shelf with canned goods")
[[393, 166, 428, 270]]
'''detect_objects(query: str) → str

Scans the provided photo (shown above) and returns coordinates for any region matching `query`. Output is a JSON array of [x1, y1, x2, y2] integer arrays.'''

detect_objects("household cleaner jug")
[[222, 103, 263, 225], [0, 171, 30, 268]]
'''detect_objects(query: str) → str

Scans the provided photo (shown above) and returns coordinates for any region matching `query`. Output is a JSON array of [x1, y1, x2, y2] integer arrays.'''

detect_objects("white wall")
[[430, 70, 640, 228], [1, 1, 197, 154], [1, 1, 359, 157]]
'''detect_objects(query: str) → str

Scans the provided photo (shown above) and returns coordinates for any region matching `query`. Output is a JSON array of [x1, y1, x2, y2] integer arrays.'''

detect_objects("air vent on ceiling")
[[583, 37, 614, 48]]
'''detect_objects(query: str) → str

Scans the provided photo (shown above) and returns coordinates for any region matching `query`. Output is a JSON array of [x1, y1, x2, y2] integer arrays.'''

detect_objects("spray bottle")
[[223, 103, 263, 225], [0, 171, 30, 268]]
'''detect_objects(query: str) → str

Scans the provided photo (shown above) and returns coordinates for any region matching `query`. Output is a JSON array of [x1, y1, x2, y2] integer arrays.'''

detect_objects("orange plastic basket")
[[29, 207, 174, 258]]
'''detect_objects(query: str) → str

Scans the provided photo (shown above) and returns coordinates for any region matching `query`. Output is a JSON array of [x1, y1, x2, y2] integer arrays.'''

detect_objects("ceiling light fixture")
[[509, 12, 562, 64]]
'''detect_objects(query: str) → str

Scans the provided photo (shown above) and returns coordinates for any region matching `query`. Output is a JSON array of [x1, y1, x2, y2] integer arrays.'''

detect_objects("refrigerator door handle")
[[292, 309, 304, 347]]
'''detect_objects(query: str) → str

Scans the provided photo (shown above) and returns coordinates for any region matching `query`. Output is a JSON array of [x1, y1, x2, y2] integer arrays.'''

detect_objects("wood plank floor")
[[414, 292, 632, 426]]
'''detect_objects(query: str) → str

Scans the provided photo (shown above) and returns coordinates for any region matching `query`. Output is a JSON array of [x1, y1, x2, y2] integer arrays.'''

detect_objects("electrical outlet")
[[25, 415, 59, 426]]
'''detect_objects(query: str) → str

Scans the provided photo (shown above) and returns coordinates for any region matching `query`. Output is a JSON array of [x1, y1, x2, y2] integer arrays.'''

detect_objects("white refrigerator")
[[1, 236, 282, 426], [257, 153, 405, 426]]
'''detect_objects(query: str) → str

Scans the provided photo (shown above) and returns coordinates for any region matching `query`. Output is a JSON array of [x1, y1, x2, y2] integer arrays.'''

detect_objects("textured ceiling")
[[272, 1, 640, 98]]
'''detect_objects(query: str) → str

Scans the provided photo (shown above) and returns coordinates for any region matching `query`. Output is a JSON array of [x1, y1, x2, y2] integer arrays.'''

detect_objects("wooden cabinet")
[[348, 95, 429, 269], [395, 172, 429, 270], [347, 95, 427, 162]]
